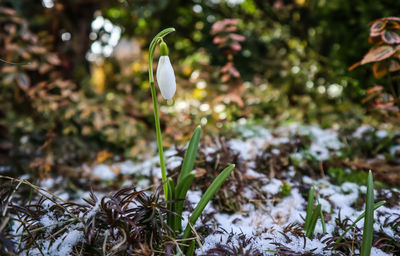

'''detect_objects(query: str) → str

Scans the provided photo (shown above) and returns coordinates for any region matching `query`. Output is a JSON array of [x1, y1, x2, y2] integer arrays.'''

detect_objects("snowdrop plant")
[[148, 28, 234, 254]]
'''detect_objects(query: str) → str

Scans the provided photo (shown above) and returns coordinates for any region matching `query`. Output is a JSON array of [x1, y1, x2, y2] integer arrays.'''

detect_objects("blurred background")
[[1, 0, 399, 177]]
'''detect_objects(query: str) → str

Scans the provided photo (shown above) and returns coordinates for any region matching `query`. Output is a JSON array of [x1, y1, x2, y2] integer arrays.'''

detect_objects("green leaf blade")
[[306, 204, 321, 238], [182, 164, 235, 240], [176, 126, 201, 188], [174, 172, 195, 232], [361, 170, 374, 256], [304, 186, 315, 231]]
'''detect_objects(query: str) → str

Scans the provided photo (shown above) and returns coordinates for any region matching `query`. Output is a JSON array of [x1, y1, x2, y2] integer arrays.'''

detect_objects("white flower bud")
[[156, 55, 176, 100]]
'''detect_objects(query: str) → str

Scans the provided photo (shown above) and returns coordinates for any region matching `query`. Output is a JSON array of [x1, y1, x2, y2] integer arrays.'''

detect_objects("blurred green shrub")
[[1, 0, 400, 174]]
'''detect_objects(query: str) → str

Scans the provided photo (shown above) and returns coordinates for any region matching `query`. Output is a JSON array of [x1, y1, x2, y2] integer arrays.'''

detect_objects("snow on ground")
[[63, 123, 400, 254], [28, 223, 84, 256], [193, 176, 398, 255], [198, 124, 397, 255]]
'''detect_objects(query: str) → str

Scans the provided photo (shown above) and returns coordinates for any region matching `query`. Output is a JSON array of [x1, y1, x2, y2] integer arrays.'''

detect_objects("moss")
[[280, 181, 292, 197]]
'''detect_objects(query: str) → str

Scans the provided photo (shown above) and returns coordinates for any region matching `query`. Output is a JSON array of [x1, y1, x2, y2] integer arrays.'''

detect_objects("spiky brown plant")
[[199, 232, 263, 256], [3, 179, 177, 255]]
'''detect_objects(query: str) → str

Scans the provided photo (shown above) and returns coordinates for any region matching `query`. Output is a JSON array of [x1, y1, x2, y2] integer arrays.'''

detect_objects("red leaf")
[[223, 19, 239, 26], [224, 26, 237, 33], [383, 17, 400, 22], [221, 74, 230, 82], [3, 7, 16, 16], [387, 21, 400, 30], [370, 30, 384, 37], [368, 35, 383, 44], [229, 33, 246, 42], [227, 93, 244, 107], [221, 62, 233, 73], [228, 65, 240, 78], [370, 20, 386, 36], [230, 42, 242, 52], [372, 62, 388, 78], [382, 31, 400, 44], [366, 85, 384, 94], [213, 36, 228, 45], [360, 45, 395, 65], [211, 21, 225, 35], [348, 61, 361, 71], [211, 19, 239, 34], [389, 60, 400, 72]]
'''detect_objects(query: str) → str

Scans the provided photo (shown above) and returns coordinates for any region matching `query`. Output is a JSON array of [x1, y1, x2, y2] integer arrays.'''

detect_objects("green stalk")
[[316, 196, 326, 233], [174, 172, 195, 232], [166, 178, 175, 229], [306, 204, 321, 238], [149, 82, 168, 197], [319, 206, 326, 233], [186, 240, 196, 256], [360, 170, 374, 256], [148, 28, 175, 199], [304, 186, 315, 231]]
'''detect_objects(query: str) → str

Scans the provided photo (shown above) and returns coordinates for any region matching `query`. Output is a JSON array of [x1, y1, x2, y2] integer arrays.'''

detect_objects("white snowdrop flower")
[[156, 41, 176, 100]]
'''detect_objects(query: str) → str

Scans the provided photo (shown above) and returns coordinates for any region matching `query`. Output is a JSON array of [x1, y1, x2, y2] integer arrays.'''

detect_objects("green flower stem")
[[148, 28, 175, 199], [149, 81, 168, 197]]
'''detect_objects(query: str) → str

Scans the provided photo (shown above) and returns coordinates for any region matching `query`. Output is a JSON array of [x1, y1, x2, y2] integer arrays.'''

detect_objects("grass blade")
[[316, 196, 326, 233], [182, 164, 235, 241], [360, 170, 374, 256], [306, 204, 321, 238], [320, 207, 326, 233], [174, 172, 195, 232], [304, 186, 315, 231], [166, 178, 175, 229], [174, 126, 200, 232], [175, 172, 196, 202], [186, 240, 196, 256], [176, 126, 201, 188]]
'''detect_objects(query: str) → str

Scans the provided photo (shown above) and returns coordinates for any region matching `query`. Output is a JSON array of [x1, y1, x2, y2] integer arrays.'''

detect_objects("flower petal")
[[156, 56, 176, 100]]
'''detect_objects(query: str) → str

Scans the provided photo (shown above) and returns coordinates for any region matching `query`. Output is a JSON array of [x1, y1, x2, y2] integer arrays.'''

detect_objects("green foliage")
[[304, 186, 325, 239], [279, 182, 291, 197], [174, 126, 201, 232], [2, 1, 400, 179], [335, 171, 386, 254], [162, 125, 235, 251], [328, 168, 369, 186], [339, 127, 395, 160], [361, 170, 375, 256]]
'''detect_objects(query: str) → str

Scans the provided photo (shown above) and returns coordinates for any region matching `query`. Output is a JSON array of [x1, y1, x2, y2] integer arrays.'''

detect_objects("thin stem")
[[148, 28, 175, 199], [150, 81, 168, 198]]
